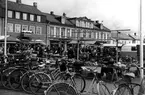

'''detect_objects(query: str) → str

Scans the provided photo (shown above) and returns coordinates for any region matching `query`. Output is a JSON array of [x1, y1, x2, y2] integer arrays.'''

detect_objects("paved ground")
[[0, 78, 141, 95]]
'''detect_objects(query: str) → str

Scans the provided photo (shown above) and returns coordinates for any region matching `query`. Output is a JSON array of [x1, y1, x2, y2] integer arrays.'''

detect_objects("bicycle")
[[56, 59, 86, 93], [81, 65, 111, 95], [20, 58, 47, 93], [8, 57, 39, 91], [28, 63, 62, 95], [28, 58, 85, 95], [0, 56, 17, 89], [44, 81, 79, 95], [112, 65, 142, 95]]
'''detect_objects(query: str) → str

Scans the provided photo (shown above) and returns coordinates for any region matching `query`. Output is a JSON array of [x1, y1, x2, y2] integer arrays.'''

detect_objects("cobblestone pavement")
[[0, 78, 140, 95]]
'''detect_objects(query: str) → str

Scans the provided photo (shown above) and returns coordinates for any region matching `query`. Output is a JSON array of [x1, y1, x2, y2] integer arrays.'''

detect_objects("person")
[[67, 47, 74, 59], [99, 55, 115, 80]]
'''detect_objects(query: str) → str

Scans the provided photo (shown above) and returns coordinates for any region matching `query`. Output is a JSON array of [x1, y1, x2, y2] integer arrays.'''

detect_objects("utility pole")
[[111, 29, 130, 63], [139, 0, 143, 80], [4, 0, 8, 58]]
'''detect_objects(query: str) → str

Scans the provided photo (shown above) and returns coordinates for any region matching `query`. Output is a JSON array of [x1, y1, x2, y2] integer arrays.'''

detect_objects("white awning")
[[69, 40, 78, 44], [82, 41, 96, 45]]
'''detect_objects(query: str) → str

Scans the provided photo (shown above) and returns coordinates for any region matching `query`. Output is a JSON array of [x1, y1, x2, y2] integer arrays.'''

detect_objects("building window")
[[30, 14, 34, 21], [8, 10, 13, 18], [61, 28, 65, 38], [104, 33, 106, 40], [76, 20, 79, 27], [15, 12, 20, 19], [101, 33, 103, 40], [93, 31, 96, 38], [96, 32, 98, 39], [67, 29, 70, 38], [47, 26, 50, 37], [79, 21, 82, 27], [91, 23, 93, 28], [7, 23, 13, 32], [89, 31, 91, 38], [61, 17, 65, 24], [50, 27, 54, 37], [82, 21, 85, 27], [87, 22, 89, 28], [99, 32, 101, 39], [23, 13, 27, 20], [22, 25, 28, 32], [29, 26, 35, 34], [37, 16, 41, 22], [56, 27, 60, 37], [15, 24, 21, 33], [89, 22, 92, 28], [72, 29, 75, 38], [36, 26, 42, 35], [83, 30, 86, 38]]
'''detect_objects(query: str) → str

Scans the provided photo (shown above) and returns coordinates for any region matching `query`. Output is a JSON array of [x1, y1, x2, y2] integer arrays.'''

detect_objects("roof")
[[102, 25, 111, 32], [0, 0, 42, 15], [69, 16, 93, 22], [43, 13, 61, 24], [111, 33, 134, 40], [129, 34, 140, 40], [43, 13, 74, 26]]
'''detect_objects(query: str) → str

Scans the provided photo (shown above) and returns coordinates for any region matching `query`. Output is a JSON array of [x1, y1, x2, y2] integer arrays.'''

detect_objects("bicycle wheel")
[[92, 81, 111, 95], [129, 83, 140, 95], [69, 73, 86, 93], [114, 84, 132, 95], [29, 72, 52, 95], [21, 71, 35, 93], [44, 82, 78, 95], [1, 67, 15, 89], [56, 72, 86, 93], [8, 68, 27, 90]]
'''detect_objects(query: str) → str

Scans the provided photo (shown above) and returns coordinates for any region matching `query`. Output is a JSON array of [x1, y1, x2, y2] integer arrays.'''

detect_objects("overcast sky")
[[9, 0, 145, 34]]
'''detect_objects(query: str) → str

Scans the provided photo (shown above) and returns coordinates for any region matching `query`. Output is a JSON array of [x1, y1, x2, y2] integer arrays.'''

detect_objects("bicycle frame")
[[82, 72, 100, 95]]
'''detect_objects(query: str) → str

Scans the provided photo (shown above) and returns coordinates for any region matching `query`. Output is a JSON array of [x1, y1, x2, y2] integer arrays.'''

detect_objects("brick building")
[[0, 0, 46, 42], [0, 0, 111, 50]]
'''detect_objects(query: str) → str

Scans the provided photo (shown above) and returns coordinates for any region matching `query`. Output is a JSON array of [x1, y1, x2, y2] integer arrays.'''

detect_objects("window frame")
[[7, 23, 13, 32], [29, 26, 35, 34], [56, 27, 60, 37], [22, 25, 28, 32], [30, 14, 34, 21], [23, 13, 27, 20], [15, 12, 20, 19], [37, 15, 41, 22], [36, 26, 42, 35], [8, 10, 13, 18], [15, 24, 21, 33], [50, 26, 54, 37]]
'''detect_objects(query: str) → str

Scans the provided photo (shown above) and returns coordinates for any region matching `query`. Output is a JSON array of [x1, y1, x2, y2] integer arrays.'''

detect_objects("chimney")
[[95, 20, 99, 24], [63, 13, 66, 17], [50, 11, 54, 15], [16, 0, 21, 4], [33, 2, 37, 8], [134, 33, 136, 36]]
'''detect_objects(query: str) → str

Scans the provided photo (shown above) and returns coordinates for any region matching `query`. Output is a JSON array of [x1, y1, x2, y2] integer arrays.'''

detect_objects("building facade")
[[0, 0, 111, 50], [0, 0, 46, 42]]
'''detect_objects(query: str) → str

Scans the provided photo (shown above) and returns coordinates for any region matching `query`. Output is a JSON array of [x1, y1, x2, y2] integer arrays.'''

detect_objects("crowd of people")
[[0, 42, 136, 64]]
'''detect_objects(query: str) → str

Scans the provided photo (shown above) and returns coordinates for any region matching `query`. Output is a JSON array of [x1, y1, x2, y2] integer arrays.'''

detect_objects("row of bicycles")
[[0, 55, 86, 95], [0, 54, 143, 95]]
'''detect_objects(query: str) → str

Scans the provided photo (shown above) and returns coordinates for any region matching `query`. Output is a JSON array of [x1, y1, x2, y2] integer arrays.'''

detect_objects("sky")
[[9, 0, 145, 34]]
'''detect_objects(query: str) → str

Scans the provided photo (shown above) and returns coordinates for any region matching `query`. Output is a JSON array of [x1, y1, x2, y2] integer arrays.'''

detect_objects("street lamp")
[[139, 0, 143, 79], [4, 0, 8, 58]]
